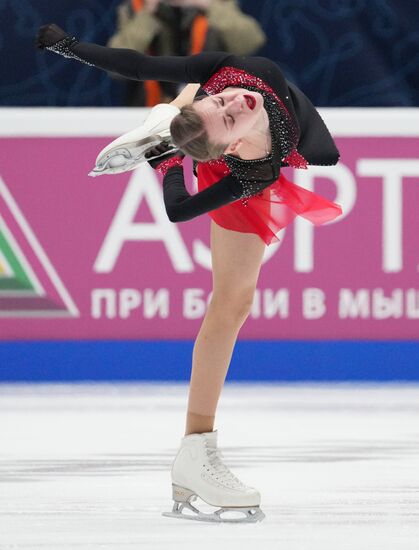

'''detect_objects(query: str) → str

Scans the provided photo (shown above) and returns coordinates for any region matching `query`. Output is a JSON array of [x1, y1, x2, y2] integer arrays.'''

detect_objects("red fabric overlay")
[[197, 160, 342, 246], [155, 155, 184, 176]]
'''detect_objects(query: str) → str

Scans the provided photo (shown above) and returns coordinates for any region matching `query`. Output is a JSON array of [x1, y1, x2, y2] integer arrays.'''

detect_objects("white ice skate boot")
[[88, 103, 180, 177], [162, 430, 265, 523]]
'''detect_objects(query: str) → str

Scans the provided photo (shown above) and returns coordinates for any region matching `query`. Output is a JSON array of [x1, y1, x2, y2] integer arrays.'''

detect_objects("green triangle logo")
[[0, 177, 79, 317], [0, 218, 39, 292]]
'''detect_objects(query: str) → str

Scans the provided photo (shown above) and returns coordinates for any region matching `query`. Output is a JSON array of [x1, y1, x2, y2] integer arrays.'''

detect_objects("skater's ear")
[[224, 138, 243, 155]]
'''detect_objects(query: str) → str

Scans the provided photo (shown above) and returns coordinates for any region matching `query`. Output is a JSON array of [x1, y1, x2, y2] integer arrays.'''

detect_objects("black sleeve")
[[287, 81, 340, 165], [161, 167, 242, 222], [71, 41, 230, 83]]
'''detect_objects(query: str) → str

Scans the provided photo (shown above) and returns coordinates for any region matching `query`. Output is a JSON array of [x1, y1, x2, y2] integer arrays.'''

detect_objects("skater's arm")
[[146, 143, 242, 222], [72, 43, 228, 83], [36, 24, 230, 83], [161, 166, 241, 222], [148, 141, 276, 222]]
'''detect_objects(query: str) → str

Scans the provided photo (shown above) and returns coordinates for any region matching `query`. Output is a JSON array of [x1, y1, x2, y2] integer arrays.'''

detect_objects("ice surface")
[[0, 383, 418, 549]]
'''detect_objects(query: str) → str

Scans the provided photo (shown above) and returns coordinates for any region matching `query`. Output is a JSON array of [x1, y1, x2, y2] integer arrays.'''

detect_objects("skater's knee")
[[210, 288, 255, 322]]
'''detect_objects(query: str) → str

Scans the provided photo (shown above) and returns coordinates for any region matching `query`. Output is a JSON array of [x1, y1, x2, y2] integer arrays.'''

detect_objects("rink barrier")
[[1, 108, 419, 342]]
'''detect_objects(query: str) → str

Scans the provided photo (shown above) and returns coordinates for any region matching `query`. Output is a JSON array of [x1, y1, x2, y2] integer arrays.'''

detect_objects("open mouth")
[[244, 94, 256, 110]]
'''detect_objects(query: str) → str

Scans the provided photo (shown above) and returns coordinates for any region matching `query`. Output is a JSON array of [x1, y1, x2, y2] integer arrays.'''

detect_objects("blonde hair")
[[170, 103, 228, 162]]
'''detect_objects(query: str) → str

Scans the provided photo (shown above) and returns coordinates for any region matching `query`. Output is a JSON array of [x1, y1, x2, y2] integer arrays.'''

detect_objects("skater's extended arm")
[[36, 24, 230, 84]]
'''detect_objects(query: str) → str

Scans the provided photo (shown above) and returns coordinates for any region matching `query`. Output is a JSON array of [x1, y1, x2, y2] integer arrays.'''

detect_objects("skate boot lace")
[[205, 445, 248, 489]]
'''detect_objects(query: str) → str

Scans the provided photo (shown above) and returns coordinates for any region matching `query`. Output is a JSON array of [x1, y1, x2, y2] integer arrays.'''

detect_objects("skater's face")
[[193, 88, 264, 152]]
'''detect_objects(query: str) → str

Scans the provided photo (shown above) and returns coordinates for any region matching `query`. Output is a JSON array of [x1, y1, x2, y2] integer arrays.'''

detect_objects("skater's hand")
[[36, 23, 71, 50], [145, 141, 183, 170]]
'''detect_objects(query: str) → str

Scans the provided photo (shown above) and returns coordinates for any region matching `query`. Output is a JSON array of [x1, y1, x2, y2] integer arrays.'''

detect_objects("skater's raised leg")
[[185, 220, 266, 435]]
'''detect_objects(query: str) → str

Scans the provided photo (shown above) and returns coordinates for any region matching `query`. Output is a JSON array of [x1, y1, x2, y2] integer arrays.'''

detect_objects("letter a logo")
[[0, 177, 79, 317]]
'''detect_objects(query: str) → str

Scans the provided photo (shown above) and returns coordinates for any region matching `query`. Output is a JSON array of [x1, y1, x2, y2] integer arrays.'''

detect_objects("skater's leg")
[[185, 220, 266, 436]]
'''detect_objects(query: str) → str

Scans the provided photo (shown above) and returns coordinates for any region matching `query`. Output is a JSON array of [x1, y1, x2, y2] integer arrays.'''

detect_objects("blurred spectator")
[[107, 0, 266, 106]]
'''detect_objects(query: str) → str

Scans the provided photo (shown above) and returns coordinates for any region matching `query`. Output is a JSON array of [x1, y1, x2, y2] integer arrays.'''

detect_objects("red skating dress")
[[196, 159, 342, 246], [197, 66, 342, 245], [160, 63, 343, 245]]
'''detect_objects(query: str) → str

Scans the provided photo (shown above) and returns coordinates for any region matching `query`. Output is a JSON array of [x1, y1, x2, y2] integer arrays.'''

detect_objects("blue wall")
[[1, 0, 418, 107], [1, 341, 418, 382]]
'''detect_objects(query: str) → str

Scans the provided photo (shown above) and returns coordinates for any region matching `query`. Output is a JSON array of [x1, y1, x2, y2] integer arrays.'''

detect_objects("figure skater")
[[36, 23, 343, 524]]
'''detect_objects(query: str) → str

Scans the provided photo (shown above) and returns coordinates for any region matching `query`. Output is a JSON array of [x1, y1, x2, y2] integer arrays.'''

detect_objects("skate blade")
[[89, 135, 178, 177], [162, 502, 265, 523]]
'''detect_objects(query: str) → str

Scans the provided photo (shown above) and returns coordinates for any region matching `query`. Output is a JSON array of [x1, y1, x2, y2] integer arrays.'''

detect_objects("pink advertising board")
[[0, 108, 418, 340]]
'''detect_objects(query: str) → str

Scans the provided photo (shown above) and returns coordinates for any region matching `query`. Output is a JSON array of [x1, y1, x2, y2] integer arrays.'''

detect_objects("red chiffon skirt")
[[197, 161, 343, 246]]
